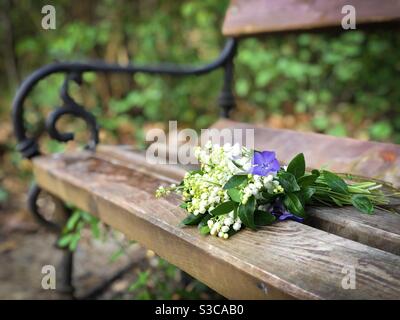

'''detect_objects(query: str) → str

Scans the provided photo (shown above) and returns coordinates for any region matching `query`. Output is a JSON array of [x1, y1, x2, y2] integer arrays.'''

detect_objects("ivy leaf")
[[238, 196, 256, 230], [223, 175, 247, 190], [351, 195, 374, 214], [180, 214, 204, 226], [210, 201, 236, 216], [254, 210, 276, 226], [227, 188, 241, 202], [287, 153, 306, 179], [323, 170, 349, 194], [278, 172, 300, 192], [283, 193, 306, 218]]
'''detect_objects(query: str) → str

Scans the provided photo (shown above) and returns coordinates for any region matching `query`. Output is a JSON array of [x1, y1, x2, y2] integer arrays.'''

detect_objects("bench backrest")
[[223, 0, 400, 36]]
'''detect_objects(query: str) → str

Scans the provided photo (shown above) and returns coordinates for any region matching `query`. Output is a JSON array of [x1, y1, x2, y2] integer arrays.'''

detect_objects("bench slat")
[[33, 148, 400, 299], [222, 0, 400, 37], [98, 144, 400, 256]]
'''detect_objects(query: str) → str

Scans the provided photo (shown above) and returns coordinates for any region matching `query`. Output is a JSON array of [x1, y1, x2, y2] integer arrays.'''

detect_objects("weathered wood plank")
[[223, 0, 400, 37], [33, 150, 400, 299]]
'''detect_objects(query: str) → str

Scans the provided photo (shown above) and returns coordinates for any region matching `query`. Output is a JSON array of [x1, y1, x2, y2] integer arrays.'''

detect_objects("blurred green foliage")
[[1, 0, 399, 151], [126, 257, 221, 300], [58, 209, 101, 251]]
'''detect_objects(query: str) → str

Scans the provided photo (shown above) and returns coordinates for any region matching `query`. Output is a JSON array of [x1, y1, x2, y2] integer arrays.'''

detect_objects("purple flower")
[[251, 151, 280, 176], [270, 199, 304, 222]]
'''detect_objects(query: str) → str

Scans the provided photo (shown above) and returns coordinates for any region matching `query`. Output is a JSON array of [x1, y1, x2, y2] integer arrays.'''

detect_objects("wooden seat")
[[32, 120, 400, 299], [17, 0, 400, 300], [222, 0, 400, 36]]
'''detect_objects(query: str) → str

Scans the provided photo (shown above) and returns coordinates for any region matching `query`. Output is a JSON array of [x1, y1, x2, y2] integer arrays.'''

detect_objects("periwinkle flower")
[[270, 199, 304, 222], [251, 151, 280, 176]]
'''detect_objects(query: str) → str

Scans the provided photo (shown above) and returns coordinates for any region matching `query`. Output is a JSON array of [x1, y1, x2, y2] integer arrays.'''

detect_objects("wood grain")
[[222, 0, 400, 36], [32, 149, 400, 299]]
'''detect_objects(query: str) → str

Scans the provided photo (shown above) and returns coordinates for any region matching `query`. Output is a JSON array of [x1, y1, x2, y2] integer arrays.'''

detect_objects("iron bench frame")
[[12, 37, 237, 295], [10, 6, 400, 297]]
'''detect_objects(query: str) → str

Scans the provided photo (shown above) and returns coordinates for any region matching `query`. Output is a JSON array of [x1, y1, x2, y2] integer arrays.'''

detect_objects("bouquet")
[[156, 142, 399, 239]]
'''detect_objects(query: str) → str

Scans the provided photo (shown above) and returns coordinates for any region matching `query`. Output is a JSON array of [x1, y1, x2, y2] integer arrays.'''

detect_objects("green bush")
[[2, 0, 399, 147]]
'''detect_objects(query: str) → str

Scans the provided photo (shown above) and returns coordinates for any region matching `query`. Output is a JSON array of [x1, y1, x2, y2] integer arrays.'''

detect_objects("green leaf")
[[57, 234, 73, 247], [227, 188, 241, 202], [297, 174, 318, 188], [91, 222, 101, 238], [0, 188, 8, 203], [109, 248, 125, 263], [323, 170, 349, 194], [223, 175, 247, 190], [227, 228, 239, 237], [278, 172, 300, 192], [351, 195, 374, 214], [180, 213, 204, 226], [128, 271, 149, 292], [254, 210, 276, 226], [66, 211, 81, 231], [210, 201, 236, 216], [231, 159, 245, 170], [233, 205, 238, 219], [188, 169, 203, 176], [81, 211, 95, 223], [68, 233, 81, 251], [287, 153, 306, 178], [296, 187, 315, 205], [199, 225, 211, 235], [75, 220, 85, 231], [283, 193, 306, 218], [179, 203, 188, 209], [330, 196, 344, 207], [311, 169, 320, 177], [198, 214, 212, 228], [369, 121, 393, 141], [261, 192, 277, 202], [238, 196, 256, 230]]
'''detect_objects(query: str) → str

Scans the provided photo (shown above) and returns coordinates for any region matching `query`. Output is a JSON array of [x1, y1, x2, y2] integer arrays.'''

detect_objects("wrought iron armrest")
[[13, 37, 237, 159], [11, 37, 237, 297]]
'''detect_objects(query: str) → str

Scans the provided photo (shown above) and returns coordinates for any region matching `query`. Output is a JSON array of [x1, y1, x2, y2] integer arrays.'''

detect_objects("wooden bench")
[[12, 1, 400, 299]]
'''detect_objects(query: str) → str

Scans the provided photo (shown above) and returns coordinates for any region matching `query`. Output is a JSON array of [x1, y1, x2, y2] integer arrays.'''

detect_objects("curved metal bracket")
[[46, 73, 99, 150], [12, 37, 237, 159]]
